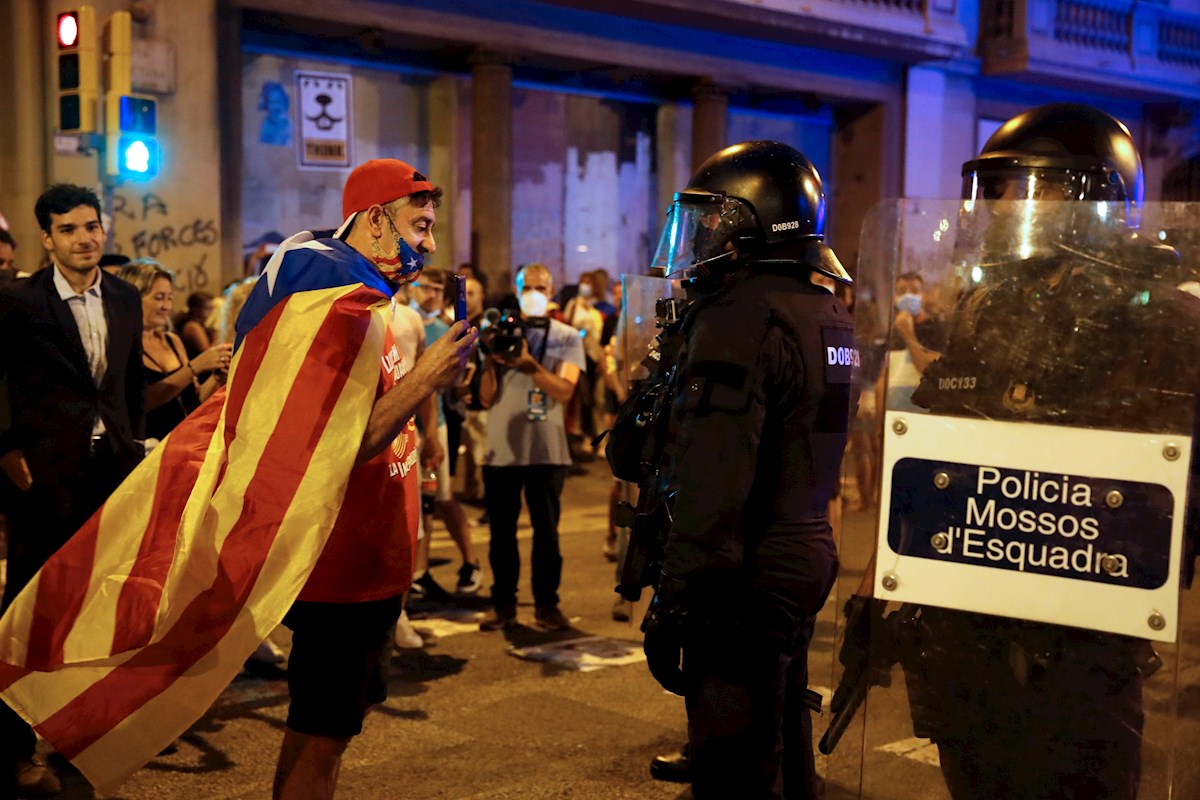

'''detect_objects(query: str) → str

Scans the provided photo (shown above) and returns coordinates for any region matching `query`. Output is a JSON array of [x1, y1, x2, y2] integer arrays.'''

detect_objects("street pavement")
[[44, 461, 695, 800], [21, 457, 1200, 799]]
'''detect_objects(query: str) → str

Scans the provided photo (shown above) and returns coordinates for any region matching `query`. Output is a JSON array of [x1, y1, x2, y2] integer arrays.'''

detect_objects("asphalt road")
[[26, 459, 1200, 799]]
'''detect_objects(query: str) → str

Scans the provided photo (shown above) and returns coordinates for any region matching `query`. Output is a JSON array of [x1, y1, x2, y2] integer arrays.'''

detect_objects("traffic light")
[[56, 7, 98, 132], [103, 11, 159, 181], [106, 93, 159, 181]]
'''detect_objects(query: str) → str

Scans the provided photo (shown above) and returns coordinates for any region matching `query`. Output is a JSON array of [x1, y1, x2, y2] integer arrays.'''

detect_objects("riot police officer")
[[899, 104, 1200, 800], [640, 141, 857, 799]]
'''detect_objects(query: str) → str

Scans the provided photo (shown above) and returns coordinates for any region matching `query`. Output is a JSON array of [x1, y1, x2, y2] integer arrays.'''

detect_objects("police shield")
[[820, 198, 1200, 799], [615, 273, 688, 390], [606, 273, 689, 602]]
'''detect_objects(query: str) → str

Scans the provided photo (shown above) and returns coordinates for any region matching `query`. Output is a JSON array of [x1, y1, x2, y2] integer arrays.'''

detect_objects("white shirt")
[[52, 264, 108, 434]]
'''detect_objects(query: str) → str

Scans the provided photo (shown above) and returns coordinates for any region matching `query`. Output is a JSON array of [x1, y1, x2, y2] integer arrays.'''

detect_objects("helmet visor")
[[651, 192, 744, 278], [962, 167, 1127, 204]]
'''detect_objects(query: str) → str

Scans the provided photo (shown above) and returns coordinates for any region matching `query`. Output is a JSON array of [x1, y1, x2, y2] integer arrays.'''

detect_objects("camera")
[[479, 308, 525, 358]]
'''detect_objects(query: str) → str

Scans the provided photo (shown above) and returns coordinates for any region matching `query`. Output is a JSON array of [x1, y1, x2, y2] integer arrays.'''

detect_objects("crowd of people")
[[0, 175, 637, 798], [0, 100, 1155, 800]]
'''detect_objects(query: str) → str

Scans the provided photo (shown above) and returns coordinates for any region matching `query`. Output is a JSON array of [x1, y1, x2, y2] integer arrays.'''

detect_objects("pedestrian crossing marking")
[[877, 736, 941, 767], [412, 614, 486, 639]]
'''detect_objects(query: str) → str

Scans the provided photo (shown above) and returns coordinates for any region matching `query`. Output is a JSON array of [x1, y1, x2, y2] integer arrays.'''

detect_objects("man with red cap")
[[234, 158, 479, 799], [0, 159, 477, 800]]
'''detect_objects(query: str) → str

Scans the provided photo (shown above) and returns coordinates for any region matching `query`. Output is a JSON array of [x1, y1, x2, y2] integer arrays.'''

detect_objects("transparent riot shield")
[[616, 273, 687, 389], [607, 273, 689, 605], [821, 199, 1200, 800]]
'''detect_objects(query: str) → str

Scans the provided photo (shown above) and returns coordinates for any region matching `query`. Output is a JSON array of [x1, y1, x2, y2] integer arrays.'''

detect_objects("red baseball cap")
[[341, 158, 435, 221]]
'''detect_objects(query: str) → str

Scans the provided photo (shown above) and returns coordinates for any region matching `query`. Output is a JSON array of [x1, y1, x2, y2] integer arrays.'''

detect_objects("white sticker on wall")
[[295, 70, 352, 170]]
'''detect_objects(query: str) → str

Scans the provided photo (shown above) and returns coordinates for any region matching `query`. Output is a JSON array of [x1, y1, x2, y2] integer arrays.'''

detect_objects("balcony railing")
[[981, 0, 1200, 99], [701, 0, 969, 60]]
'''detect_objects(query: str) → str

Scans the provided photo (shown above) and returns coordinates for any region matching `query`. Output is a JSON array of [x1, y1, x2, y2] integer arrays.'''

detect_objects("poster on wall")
[[295, 70, 353, 170]]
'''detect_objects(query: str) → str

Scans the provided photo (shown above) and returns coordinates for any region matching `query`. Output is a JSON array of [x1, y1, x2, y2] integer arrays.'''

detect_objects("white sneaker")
[[394, 610, 425, 649]]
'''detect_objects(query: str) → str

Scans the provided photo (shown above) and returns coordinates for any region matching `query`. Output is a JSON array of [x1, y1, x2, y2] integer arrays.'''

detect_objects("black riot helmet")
[[962, 103, 1144, 214], [651, 140, 851, 284]]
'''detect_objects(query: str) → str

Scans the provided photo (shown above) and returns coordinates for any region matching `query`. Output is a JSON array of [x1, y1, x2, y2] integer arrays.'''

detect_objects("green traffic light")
[[124, 140, 151, 173], [117, 134, 159, 181]]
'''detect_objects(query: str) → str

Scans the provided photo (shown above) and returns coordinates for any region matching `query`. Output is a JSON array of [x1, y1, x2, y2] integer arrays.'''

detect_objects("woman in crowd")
[[118, 261, 231, 444]]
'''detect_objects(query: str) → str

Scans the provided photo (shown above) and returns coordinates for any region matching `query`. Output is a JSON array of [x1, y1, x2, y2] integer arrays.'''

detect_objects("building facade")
[[2, 0, 1200, 297]]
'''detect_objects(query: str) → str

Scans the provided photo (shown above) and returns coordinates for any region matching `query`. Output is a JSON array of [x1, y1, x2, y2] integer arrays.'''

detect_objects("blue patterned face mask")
[[370, 210, 425, 284], [895, 293, 922, 316]]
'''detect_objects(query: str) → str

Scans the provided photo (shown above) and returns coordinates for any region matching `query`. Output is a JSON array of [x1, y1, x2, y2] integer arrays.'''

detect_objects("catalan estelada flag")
[[0, 233, 402, 793]]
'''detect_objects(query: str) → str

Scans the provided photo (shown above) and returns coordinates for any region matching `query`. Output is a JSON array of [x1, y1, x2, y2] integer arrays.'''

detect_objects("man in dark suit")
[[0, 184, 145, 797]]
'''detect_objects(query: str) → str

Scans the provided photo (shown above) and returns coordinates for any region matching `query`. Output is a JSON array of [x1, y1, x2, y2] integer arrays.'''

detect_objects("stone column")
[[470, 51, 513, 292], [690, 79, 729, 172], [655, 101, 691, 223], [902, 64, 977, 199], [428, 75, 460, 270], [0, 0, 49, 259]]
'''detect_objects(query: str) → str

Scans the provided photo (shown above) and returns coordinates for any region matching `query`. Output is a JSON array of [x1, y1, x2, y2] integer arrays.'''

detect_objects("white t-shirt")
[[484, 318, 586, 467], [390, 300, 425, 370]]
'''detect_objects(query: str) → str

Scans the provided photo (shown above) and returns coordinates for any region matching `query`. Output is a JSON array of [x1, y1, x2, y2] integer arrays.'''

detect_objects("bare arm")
[[356, 321, 478, 465], [146, 340, 231, 411], [492, 338, 577, 405], [479, 358, 499, 409], [894, 311, 941, 374]]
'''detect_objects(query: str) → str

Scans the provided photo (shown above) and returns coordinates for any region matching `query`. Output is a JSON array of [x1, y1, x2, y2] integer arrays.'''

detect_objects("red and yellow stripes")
[[0, 283, 390, 794]]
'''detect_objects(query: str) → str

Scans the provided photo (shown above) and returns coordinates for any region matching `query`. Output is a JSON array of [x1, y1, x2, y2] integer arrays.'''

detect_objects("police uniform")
[[638, 139, 855, 800], [655, 264, 854, 798], [900, 236, 1200, 800]]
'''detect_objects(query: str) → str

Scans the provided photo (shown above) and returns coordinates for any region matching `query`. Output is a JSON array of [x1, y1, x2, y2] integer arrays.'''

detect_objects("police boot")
[[650, 746, 690, 783]]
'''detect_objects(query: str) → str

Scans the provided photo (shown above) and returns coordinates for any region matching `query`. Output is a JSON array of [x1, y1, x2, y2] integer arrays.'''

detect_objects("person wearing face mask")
[[882, 271, 944, 412], [563, 272, 605, 456], [0, 161, 478, 800], [477, 262, 586, 632]]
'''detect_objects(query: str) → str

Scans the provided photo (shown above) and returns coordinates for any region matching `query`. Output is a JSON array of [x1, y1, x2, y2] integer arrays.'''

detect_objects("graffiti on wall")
[[111, 192, 218, 293]]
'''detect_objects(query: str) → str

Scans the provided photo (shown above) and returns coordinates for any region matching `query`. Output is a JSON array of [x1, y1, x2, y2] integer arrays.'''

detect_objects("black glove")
[[641, 580, 689, 696]]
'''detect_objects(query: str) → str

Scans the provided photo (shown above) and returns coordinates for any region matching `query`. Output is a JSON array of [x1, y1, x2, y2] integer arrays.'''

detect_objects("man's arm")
[[528, 355, 578, 405], [894, 311, 940, 373], [356, 321, 477, 465], [479, 357, 499, 409], [493, 338, 578, 406], [483, 337, 580, 407]]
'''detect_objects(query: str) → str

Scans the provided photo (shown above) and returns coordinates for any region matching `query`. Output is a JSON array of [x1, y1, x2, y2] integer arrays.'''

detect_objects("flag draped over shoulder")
[[0, 234, 394, 794]]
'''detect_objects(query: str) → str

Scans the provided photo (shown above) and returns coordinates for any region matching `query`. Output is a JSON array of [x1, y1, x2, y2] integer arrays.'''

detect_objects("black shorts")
[[282, 594, 403, 738]]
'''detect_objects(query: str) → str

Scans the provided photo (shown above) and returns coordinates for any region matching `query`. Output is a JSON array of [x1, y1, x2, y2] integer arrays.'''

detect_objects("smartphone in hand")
[[454, 274, 468, 322]]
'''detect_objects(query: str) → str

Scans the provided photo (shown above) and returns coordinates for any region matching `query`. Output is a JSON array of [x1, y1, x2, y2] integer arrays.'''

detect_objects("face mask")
[[895, 293, 922, 316], [577, 283, 593, 299], [410, 300, 441, 321], [370, 211, 424, 284], [520, 290, 549, 318]]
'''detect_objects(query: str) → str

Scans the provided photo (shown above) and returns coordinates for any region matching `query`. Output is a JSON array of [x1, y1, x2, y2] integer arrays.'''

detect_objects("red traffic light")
[[57, 12, 79, 48]]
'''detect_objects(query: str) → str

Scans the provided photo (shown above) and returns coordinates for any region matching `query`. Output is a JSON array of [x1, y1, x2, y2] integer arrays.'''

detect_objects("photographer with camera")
[[477, 262, 585, 631]]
